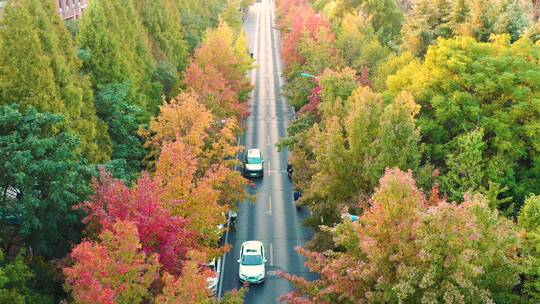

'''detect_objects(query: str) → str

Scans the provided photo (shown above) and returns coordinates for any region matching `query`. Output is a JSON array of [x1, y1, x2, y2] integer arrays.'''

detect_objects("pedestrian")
[[287, 162, 293, 179], [293, 191, 302, 201], [250, 52, 254, 59]]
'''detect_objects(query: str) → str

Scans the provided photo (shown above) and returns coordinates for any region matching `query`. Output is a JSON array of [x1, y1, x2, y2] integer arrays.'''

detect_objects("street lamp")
[[299, 72, 317, 79], [341, 212, 359, 222]]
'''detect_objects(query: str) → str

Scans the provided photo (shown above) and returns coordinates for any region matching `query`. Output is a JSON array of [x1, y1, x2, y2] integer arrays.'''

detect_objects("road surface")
[[219, 1, 315, 303]]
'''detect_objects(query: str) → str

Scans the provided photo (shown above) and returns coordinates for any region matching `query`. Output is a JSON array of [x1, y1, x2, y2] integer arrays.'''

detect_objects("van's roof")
[[247, 149, 261, 158]]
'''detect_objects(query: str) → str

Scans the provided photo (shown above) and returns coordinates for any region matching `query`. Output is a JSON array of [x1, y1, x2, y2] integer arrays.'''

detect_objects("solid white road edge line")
[[268, 195, 272, 216], [269, 243, 274, 266], [218, 132, 242, 299]]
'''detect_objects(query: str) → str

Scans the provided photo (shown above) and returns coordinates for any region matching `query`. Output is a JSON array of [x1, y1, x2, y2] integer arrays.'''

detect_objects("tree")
[[298, 26, 343, 80], [518, 195, 540, 301], [154, 141, 229, 248], [147, 95, 249, 248], [94, 83, 146, 181], [335, 12, 391, 71], [401, 0, 531, 56], [371, 91, 421, 184], [76, 0, 129, 88], [183, 22, 253, 120], [156, 257, 247, 304], [76, 0, 158, 115], [0, 0, 111, 163], [155, 267, 212, 304], [312, 0, 404, 45], [316, 68, 359, 119], [280, 4, 333, 72], [0, 250, 53, 304], [414, 194, 521, 303], [280, 5, 342, 109], [387, 36, 540, 208], [176, 0, 229, 51], [281, 169, 521, 304], [135, 0, 189, 73], [372, 51, 417, 90], [359, 0, 404, 45], [142, 92, 244, 178], [220, 0, 245, 31], [77, 170, 196, 275], [400, 0, 454, 56], [64, 220, 160, 304], [457, 0, 529, 42], [440, 128, 485, 202], [141, 92, 213, 167], [0, 105, 93, 258], [299, 88, 421, 249]]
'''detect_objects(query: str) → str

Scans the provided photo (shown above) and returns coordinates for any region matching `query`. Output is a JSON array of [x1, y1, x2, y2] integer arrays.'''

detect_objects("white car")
[[206, 257, 221, 295], [243, 149, 264, 178], [237, 241, 266, 283]]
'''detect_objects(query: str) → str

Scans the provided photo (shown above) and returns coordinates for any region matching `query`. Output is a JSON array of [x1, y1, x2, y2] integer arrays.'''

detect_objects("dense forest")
[[277, 0, 540, 303], [2, 0, 540, 303], [0, 0, 254, 302]]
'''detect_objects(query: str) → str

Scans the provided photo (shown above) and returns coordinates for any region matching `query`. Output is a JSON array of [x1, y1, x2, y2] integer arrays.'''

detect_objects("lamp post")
[[300, 72, 317, 79]]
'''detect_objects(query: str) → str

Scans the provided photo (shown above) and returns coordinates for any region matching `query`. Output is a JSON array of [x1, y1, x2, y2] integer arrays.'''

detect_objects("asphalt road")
[[218, 1, 316, 303]]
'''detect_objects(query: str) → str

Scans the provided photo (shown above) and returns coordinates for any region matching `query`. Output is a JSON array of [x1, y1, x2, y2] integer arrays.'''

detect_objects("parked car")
[[237, 241, 266, 283], [207, 257, 222, 296], [243, 149, 264, 178]]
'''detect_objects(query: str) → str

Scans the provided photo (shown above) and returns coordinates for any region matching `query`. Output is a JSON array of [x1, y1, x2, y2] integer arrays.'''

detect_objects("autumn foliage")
[[141, 92, 213, 165], [183, 22, 253, 120], [76, 170, 196, 275], [64, 221, 160, 304], [154, 254, 213, 304], [65, 16, 251, 302], [0, 0, 251, 302], [277, 0, 333, 72], [143, 92, 249, 249], [154, 140, 228, 248], [281, 169, 521, 303]]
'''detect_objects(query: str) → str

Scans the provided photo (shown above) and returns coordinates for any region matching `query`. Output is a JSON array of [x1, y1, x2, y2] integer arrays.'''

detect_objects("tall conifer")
[[0, 0, 111, 163]]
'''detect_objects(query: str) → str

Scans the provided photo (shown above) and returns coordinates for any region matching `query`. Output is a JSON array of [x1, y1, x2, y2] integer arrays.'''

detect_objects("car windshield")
[[242, 254, 263, 266], [247, 157, 263, 165]]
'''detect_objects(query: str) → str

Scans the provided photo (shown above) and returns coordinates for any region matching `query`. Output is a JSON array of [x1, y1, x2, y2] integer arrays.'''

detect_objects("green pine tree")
[[0, 0, 111, 163], [136, 0, 188, 72], [440, 128, 486, 202], [177, 0, 228, 51], [77, 0, 156, 115]]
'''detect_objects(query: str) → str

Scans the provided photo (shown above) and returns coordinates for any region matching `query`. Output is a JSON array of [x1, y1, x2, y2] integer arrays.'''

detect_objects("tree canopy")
[[0, 105, 92, 258], [282, 169, 522, 304], [387, 36, 540, 208], [0, 0, 248, 302], [0, 0, 111, 163], [276, 1, 540, 302]]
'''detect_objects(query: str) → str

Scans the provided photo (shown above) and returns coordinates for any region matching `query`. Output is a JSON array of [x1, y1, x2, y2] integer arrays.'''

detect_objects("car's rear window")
[[247, 157, 263, 164], [242, 254, 263, 266]]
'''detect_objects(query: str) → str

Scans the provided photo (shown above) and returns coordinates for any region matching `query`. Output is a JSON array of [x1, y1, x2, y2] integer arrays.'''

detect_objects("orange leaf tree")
[[142, 92, 249, 249], [183, 22, 253, 120], [64, 220, 160, 304], [141, 92, 212, 166], [154, 140, 248, 250], [156, 253, 247, 304]]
